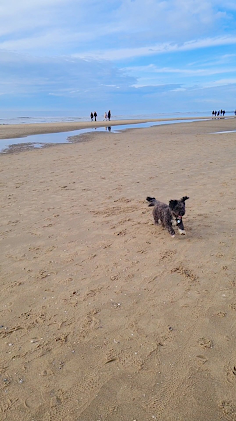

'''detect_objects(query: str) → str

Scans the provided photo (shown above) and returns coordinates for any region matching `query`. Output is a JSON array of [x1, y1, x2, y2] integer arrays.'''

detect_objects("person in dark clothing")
[[90, 112, 93, 121], [94, 111, 97, 121], [108, 110, 111, 121]]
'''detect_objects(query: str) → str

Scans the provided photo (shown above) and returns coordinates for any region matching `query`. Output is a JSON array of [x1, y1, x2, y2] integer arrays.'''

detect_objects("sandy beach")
[[0, 117, 236, 421]]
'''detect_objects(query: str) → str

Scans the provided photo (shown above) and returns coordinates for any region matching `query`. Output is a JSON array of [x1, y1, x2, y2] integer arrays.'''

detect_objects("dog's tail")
[[146, 196, 157, 207]]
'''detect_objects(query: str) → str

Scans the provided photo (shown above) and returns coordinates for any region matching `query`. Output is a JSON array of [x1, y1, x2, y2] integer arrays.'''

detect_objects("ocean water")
[[0, 110, 219, 125], [1, 109, 236, 125]]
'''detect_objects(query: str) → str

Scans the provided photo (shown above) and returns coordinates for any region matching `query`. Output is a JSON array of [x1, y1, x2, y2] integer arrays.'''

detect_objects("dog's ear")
[[146, 197, 156, 207], [169, 200, 178, 209], [181, 196, 189, 202]]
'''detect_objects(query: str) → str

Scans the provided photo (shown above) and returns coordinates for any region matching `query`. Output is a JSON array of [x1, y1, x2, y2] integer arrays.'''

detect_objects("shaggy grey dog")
[[146, 196, 189, 237]]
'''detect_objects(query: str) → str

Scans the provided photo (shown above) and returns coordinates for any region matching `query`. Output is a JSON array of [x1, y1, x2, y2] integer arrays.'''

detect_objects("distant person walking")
[[104, 112, 108, 121], [94, 111, 97, 122], [108, 110, 111, 121], [90, 112, 93, 121]]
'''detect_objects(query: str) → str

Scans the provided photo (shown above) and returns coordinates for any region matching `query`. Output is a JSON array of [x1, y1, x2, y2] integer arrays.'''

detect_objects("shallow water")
[[0, 119, 204, 153], [212, 130, 236, 134]]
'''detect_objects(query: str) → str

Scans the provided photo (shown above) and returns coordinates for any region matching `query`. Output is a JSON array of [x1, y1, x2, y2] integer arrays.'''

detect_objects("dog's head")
[[169, 196, 189, 218]]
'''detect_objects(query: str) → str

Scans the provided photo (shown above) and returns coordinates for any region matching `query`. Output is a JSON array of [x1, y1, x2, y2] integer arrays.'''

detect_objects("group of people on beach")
[[212, 109, 225, 118], [104, 110, 111, 121], [90, 111, 97, 121], [90, 110, 111, 122]]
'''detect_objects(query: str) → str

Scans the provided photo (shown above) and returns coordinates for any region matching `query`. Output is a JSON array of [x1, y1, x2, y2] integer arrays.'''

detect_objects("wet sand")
[[0, 118, 236, 420], [0, 116, 215, 140]]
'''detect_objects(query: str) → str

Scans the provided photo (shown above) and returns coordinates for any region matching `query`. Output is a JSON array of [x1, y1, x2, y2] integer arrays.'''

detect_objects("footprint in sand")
[[171, 265, 198, 282], [160, 249, 177, 261], [219, 400, 236, 420], [196, 355, 208, 365], [216, 311, 227, 317], [115, 229, 127, 236], [78, 310, 101, 339], [198, 337, 213, 349], [226, 364, 236, 384]]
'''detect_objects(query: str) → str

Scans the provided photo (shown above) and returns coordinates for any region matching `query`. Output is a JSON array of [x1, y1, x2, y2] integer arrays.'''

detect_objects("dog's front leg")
[[177, 219, 186, 235]]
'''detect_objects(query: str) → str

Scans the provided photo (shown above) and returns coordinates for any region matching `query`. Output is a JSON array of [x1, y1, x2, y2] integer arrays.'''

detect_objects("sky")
[[1, 0, 236, 116]]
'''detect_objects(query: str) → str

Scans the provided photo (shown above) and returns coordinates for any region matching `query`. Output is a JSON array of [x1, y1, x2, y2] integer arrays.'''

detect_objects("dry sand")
[[0, 118, 236, 421]]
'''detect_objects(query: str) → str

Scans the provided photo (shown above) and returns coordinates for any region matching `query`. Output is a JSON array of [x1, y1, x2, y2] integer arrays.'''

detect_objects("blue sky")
[[1, 0, 236, 115]]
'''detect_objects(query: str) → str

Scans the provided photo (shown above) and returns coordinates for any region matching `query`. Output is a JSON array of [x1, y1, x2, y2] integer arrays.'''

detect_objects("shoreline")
[[0, 115, 235, 154], [0, 115, 219, 140]]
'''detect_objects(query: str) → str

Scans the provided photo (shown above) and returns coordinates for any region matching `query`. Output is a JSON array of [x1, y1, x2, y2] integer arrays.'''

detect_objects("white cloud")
[[123, 63, 236, 77], [204, 78, 236, 87], [0, 0, 235, 56], [73, 35, 236, 61], [1, 1, 236, 112], [0, 0, 69, 36], [0, 50, 136, 96]]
